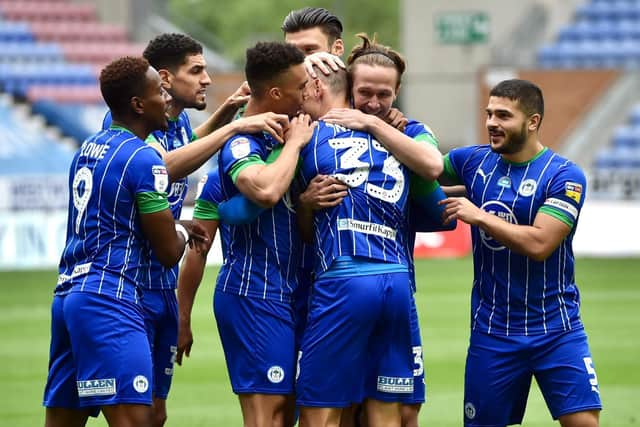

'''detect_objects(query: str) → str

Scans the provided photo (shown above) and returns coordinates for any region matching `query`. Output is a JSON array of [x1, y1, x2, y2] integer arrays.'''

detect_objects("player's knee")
[[152, 410, 167, 427], [400, 403, 421, 427]]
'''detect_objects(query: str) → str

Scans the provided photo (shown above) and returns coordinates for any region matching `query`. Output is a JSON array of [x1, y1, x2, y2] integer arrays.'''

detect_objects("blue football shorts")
[[399, 294, 425, 405], [43, 292, 153, 412], [296, 272, 414, 407], [292, 267, 313, 352], [214, 289, 296, 395], [463, 328, 602, 426], [141, 289, 178, 400]]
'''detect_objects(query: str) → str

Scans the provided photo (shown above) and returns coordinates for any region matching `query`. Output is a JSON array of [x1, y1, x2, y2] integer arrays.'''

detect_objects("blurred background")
[[0, 1, 638, 425]]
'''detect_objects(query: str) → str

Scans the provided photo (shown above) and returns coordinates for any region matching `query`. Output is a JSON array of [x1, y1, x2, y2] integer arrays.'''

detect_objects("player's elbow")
[[152, 244, 184, 268], [527, 244, 555, 262], [418, 157, 444, 181]]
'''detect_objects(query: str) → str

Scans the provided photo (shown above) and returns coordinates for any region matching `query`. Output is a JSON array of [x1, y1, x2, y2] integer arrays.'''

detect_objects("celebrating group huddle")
[[43, 7, 602, 427]]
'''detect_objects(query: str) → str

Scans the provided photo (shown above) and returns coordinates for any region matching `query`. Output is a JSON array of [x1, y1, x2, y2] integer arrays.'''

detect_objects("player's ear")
[[158, 69, 172, 89], [528, 113, 541, 132], [269, 86, 282, 100], [331, 39, 344, 56], [131, 96, 144, 115]]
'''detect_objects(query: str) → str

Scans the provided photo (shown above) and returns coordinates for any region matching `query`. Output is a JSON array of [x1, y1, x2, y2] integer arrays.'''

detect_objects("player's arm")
[[440, 197, 571, 261], [410, 175, 456, 231], [149, 112, 290, 181], [234, 114, 315, 207], [193, 81, 251, 137], [176, 216, 219, 365], [321, 108, 443, 180]]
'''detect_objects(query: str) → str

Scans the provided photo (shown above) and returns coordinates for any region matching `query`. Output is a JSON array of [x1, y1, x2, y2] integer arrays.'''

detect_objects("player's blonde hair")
[[347, 33, 406, 88]]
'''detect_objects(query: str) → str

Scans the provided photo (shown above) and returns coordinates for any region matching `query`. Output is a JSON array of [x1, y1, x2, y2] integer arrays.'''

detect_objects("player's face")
[[485, 96, 529, 155], [274, 63, 310, 117], [143, 67, 171, 132], [167, 53, 211, 111], [351, 64, 399, 118], [285, 27, 343, 56]]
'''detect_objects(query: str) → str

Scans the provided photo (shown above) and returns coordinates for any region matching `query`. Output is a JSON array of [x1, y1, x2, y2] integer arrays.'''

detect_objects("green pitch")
[[0, 257, 637, 426]]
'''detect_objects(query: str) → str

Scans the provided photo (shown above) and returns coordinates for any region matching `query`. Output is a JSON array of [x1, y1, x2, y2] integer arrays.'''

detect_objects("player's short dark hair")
[[281, 7, 343, 45], [245, 41, 305, 97], [347, 33, 406, 88], [143, 33, 203, 72], [100, 56, 149, 114], [489, 79, 544, 124], [312, 62, 348, 96]]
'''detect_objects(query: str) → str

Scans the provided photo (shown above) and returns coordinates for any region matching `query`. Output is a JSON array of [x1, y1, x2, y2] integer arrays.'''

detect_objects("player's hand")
[[439, 197, 485, 225], [235, 112, 289, 144], [385, 107, 408, 132], [299, 175, 348, 210], [284, 113, 316, 149], [304, 52, 345, 79], [225, 81, 251, 109], [179, 220, 211, 253], [320, 108, 373, 131], [176, 318, 193, 366]]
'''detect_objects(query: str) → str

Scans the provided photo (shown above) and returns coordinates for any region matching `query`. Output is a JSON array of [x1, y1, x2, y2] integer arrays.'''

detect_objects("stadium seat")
[[0, 21, 33, 42], [0, 1, 96, 22]]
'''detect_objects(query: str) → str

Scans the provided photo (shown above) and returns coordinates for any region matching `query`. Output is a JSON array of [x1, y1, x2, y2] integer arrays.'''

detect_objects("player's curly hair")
[[100, 56, 150, 115], [347, 33, 406, 88], [245, 41, 305, 98], [143, 33, 203, 72], [281, 7, 343, 45], [490, 79, 545, 127]]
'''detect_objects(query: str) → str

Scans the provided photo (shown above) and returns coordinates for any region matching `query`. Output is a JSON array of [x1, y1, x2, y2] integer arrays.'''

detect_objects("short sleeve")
[[538, 163, 586, 229], [129, 146, 170, 213]]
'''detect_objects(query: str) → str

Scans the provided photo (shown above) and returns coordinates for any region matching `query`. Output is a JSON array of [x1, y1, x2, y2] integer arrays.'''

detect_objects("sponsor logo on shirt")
[[518, 179, 538, 197], [337, 218, 397, 240], [77, 378, 116, 397], [57, 262, 91, 285], [565, 182, 583, 203], [230, 137, 251, 159], [152, 165, 169, 193], [480, 201, 518, 251], [497, 176, 511, 188], [377, 376, 413, 393]]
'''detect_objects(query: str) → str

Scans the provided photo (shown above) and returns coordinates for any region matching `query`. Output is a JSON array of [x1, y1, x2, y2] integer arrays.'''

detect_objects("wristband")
[[175, 223, 189, 245]]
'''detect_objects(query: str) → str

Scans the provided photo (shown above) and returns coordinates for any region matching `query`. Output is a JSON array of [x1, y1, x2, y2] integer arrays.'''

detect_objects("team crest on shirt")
[[565, 182, 583, 203], [151, 165, 169, 193], [230, 137, 251, 159], [267, 366, 285, 384], [517, 179, 537, 197], [480, 201, 518, 251]]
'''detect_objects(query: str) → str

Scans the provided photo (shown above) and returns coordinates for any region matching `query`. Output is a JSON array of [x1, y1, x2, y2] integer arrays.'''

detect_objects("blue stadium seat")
[[0, 41, 63, 63], [0, 22, 33, 42], [612, 126, 640, 148], [629, 104, 640, 125]]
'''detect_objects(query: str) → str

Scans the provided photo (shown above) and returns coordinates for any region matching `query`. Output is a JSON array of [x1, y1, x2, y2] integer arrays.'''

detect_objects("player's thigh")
[[214, 290, 296, 394], [238, 393, 292, 427], [102, 403, 152, 427], [558, 409, 600, 427], [463, 332, 531, 427], [533, 329, 602, 420], [143, 290, 178, 400], [64, 292, 153, 408], [296, 274, 387, 407], [45, 407, 92, 427]]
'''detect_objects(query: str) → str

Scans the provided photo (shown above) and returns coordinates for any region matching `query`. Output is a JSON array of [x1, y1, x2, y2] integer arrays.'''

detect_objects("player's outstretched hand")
[[235, 112, 289, 144], [299, 175, 348, 209], [179, 220, 210, 253], [439, 197, 484, 225], [284, 113, 316, 149], [321, 108, 373, 131], [225, 81, 251, 109], [385, 107, 408, 132], [176, 318, 193, 366], [304, 52, 345, 79]]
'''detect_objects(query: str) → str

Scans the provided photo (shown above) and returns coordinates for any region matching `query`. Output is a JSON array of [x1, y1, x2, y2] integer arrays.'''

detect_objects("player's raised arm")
[[193, 81, 251, 137], [234, 113, 315, 207]]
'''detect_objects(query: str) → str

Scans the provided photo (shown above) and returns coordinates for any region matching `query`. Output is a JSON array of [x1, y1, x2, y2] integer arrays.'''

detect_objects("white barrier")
[[0, 200, 637, 270]]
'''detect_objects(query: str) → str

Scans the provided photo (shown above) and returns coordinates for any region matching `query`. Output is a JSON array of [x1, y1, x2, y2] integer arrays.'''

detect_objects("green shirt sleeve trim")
[[442, 154, 462, 184], [193, 199, 219, 220], [413, 133, 439, 148], [410, 174, 438, 197], [145, 133, 161, 144], [229, 154, 265, 183], [538, 206, 574, 228], [191, 132, 197, 142], [136, 191, 170, 214], [266, 145, 282, 164]]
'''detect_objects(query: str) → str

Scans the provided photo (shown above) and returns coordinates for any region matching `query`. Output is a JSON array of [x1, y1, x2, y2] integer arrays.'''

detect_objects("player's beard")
[[490, 122, 527, 155]]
